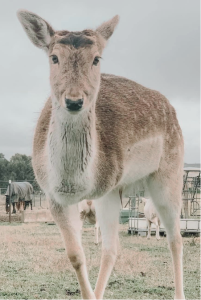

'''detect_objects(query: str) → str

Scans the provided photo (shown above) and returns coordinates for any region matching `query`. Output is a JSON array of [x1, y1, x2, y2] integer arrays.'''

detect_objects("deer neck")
[[48, 97, 97, 192]]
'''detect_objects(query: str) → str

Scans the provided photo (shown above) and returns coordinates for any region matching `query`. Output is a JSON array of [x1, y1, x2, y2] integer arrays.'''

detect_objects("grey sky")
[[0, 0, 200, 163]]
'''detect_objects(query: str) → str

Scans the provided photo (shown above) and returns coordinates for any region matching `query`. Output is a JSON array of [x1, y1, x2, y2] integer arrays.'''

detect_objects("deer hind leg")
[[147, 220, 151, 239], [49, 197, 95, 299], [147, 171, 185, 300], [94, 190, 120, 299]]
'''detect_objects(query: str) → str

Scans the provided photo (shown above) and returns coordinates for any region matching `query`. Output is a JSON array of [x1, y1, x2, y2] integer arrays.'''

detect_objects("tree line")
[[0, 153, 35, 182]]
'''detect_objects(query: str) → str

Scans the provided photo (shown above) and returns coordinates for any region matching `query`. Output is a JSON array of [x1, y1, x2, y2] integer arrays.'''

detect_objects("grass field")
[[0, 222, 200, 299]]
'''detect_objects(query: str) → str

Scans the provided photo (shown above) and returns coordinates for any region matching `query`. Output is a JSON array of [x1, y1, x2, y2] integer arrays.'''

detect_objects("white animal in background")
[[78, 200, 100, 245], [141, 197, 160, 240]]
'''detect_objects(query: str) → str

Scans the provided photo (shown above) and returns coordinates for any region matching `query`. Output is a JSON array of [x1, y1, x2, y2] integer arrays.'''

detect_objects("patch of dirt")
[[0, 214, 21, 222]]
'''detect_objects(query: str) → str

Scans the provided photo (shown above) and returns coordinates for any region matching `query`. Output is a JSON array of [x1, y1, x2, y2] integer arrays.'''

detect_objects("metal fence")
[[182, 169, 201, 218], [1, 169, 200, 223], [0, 181, 9, 195]]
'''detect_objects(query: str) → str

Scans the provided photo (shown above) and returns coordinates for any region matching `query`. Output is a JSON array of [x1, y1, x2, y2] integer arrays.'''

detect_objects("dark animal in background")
[[5, 182, 33, 214]]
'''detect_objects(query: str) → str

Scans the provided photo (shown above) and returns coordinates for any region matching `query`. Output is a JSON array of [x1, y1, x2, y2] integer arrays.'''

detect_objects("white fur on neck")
[[47, 93, 97, 205]]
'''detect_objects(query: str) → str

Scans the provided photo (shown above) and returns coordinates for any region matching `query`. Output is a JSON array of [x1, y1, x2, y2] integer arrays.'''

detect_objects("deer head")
[[17, 10, 119, 114]]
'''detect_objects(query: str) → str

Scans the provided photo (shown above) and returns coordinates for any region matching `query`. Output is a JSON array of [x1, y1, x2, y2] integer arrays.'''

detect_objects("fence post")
[[40, 191, 42, 207], [9, 180, 11, 223]]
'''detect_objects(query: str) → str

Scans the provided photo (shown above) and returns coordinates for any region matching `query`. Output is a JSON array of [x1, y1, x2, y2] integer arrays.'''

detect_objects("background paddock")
[[0, 222, 199, 299]]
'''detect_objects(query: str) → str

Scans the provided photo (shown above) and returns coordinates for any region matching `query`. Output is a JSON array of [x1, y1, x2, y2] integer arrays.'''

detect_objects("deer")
[[17, 10, 185, 300]]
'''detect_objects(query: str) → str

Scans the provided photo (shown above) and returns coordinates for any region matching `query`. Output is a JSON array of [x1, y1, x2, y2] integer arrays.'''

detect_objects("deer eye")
[[93, 56, 100, 66], [52, 55, 58, 64]]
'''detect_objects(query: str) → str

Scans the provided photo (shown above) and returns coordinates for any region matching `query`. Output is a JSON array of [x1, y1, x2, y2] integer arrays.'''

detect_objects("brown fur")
[[33, 74, 183, 197]]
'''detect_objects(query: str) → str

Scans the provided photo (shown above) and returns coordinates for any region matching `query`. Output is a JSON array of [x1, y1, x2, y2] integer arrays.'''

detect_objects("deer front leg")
[[49, 198, 95, 299], [94, 191, 120, 299]]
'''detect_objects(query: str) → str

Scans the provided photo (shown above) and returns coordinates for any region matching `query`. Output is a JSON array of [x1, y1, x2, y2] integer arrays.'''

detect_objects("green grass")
[[0, 222, 200, 299]]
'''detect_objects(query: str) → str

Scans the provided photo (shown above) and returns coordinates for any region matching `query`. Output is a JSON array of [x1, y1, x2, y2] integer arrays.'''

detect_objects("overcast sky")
[[0, 0, 200, 163]]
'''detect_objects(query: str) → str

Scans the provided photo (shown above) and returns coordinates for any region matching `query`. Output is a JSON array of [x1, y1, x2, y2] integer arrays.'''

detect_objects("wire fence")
[[0, 170, 200, 223], [182, 170, 201, 218]]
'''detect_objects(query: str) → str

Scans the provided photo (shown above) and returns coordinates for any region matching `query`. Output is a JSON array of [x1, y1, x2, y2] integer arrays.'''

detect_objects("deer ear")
[[96, 15, 119, 40], [17, 10, 54, 51]]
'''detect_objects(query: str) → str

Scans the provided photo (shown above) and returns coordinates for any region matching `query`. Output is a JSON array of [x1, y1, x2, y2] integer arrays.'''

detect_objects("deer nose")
[[65, 98, 83, 111]]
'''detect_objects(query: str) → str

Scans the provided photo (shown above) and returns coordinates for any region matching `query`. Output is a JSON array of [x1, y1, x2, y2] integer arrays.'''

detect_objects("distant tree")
[[8, 154, 34, 181], [0, 153, 9, 181]]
